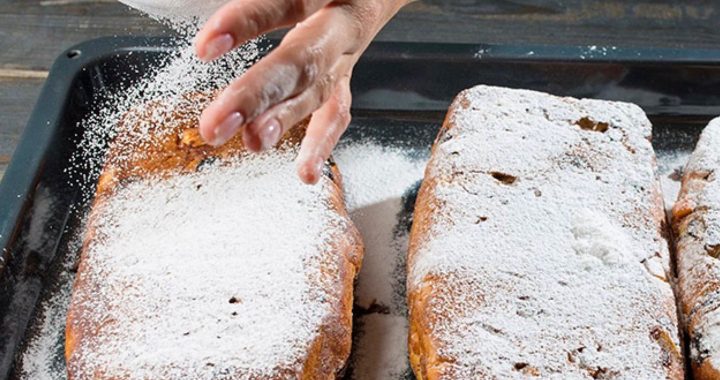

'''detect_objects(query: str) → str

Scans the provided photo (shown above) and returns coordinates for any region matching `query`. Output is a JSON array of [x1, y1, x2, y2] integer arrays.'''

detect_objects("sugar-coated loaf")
[[65, 93, 363, 379], [407, 85, 683, 379], [673, 118, 720, 380]]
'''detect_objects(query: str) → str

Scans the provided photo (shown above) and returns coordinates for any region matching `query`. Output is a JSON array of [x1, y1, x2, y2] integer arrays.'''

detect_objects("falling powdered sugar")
[[69, 18, 263, 193]]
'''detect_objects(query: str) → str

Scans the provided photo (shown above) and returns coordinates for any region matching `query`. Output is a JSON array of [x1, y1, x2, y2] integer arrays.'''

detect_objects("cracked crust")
[[407, 85, 683, 379], [65, 93, 363, 379], [672, 119, 720, 380]]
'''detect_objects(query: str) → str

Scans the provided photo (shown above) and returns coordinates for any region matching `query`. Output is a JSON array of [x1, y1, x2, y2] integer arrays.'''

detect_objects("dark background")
[[2, 0, 719, 178]]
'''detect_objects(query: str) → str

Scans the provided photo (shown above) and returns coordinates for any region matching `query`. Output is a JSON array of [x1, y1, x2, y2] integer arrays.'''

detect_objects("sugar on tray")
[[334, 142, 429, 380]]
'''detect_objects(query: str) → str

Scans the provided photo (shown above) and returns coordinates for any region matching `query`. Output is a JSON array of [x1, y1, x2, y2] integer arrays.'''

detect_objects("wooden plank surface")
[[0, 73, 46, 179], [1, 1, 720, 69], [2, 0, 720, 180]]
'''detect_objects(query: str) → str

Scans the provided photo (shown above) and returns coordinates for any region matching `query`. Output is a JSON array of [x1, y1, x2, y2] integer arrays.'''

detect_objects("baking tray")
[[2, 36, 720, 379]]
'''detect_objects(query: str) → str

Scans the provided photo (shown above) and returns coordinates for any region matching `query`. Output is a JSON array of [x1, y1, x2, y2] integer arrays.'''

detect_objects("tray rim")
[[2, 36, 720, 379]]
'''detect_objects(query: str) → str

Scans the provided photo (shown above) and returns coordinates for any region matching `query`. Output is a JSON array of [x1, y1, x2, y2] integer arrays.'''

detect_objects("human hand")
[[195, 0, 410, 184]]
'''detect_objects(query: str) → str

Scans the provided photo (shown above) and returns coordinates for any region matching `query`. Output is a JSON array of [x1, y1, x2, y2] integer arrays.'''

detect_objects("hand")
[[195, 0, 410, 184]]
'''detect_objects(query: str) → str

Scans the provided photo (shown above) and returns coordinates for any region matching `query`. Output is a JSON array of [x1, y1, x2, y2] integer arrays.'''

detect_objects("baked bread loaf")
[[65, 93, 363, 379], [407, 85, 683, 379], [672, 118, 720, 380]]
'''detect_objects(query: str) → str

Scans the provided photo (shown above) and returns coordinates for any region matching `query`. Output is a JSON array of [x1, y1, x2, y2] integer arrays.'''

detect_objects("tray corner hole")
[[67, 50, 82, 59]]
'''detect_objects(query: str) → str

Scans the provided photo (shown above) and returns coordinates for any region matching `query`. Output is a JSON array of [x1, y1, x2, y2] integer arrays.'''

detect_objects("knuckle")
[[337, 81, 352, 109], [297, 45, 323, 88], [315, 73, 336, 105], [261, 80, 285, 105], [337, 108, 351, 127], [243, 14, 261, 37], [248, 79, 285, 119], [280, 42, 324, 90]]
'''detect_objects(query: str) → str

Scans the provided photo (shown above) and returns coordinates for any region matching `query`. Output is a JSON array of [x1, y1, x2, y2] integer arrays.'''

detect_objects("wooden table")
[[2, 0, 720, 179]]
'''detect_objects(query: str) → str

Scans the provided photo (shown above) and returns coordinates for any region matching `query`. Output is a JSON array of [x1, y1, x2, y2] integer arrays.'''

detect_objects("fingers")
[[243, 54, 354, 152], [195, 0, 333, 61], [296, 74, 353, 185], [198, 6, 362, 146]]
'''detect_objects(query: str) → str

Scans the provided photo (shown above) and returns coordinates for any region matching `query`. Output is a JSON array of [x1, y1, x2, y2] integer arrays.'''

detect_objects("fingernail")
[[298, 155, 325, 185], [259, 119, 282, 151], [211, 112, 243, 146], [201, 33, 233, 62]]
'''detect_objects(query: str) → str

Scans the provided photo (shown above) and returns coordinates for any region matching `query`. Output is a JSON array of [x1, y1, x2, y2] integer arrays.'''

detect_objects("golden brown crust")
[[65, 93, 363, 379], [406, 98, 470, 380], [672, 123, 720, 380]]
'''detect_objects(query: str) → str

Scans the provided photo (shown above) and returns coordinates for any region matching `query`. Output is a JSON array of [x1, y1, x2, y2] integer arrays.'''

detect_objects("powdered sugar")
[[20, 14, 269, 380], [408, 86, 681, 378], [571, 208, 633, 269], [336, 143, 425, 311], [66, 149, 354, 378], [334, 141, 428, 380]]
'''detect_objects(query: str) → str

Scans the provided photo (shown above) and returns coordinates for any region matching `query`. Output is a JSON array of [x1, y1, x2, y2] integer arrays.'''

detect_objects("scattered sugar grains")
[[68, 150, 351, 378], [409, 86, 680, 378], [657, 149, 692, 209], [335, 142, 426, 311], [14, 188, 70, 380], [334, 142, 428, 380], [16, 244, 77, 380]]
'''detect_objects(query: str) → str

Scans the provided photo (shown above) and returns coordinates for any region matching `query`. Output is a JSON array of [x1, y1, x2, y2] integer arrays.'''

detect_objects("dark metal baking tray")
[[2, 36, 720, 379]]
